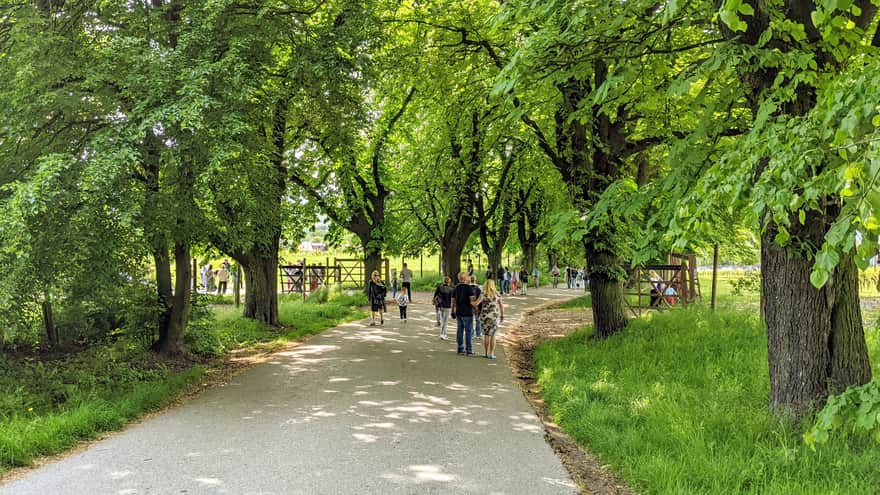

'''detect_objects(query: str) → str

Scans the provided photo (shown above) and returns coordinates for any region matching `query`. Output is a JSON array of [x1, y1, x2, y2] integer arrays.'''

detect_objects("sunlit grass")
[[535, 307, 880, 494]]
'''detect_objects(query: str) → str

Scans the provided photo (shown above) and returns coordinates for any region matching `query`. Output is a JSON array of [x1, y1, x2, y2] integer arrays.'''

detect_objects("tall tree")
[[656, 0, 878, 417]]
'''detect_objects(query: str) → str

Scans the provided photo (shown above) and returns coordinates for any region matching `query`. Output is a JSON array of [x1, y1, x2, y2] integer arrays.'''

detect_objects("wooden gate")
[[333, 258, 390, 288]]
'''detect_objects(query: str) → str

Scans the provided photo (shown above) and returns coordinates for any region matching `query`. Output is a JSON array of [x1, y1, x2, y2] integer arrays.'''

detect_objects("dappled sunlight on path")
[[0, 288, 581, 495]]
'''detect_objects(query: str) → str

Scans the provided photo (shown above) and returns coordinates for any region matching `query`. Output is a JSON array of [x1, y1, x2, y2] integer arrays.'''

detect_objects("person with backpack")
[[433, 276, 455, 340], [397, 290, 408, 323], [368, 270, 387, 326]]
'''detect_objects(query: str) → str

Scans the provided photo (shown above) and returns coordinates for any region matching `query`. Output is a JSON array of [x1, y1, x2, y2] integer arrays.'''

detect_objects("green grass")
[[0, 348, 203, 474], [0, 290, 367, 477], [558, 295, 592, 309], [534, 307, 880, 494]]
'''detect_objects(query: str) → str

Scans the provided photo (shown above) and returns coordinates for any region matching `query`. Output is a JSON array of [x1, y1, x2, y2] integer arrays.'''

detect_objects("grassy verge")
[[534, 307, 880, 494], [558, 295, 592, 309], [0, 289, 366, 477]]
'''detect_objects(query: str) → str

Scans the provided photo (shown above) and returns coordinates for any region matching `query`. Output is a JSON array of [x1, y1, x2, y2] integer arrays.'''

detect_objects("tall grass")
[[534, 307, 880, 494]]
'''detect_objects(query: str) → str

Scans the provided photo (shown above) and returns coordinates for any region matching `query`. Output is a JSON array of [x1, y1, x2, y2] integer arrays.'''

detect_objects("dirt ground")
[[504, 305, 633, 495]]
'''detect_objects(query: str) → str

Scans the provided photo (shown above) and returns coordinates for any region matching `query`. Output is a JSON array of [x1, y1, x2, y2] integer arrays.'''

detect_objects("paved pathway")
[[1, 288, 581, 495]]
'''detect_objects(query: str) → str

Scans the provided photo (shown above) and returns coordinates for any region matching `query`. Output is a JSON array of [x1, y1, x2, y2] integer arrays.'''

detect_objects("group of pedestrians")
[[200, 259, 232, 294], [485, 266, 536, 296], [366, 266, 507, 359], [438, 273, 504, 359]]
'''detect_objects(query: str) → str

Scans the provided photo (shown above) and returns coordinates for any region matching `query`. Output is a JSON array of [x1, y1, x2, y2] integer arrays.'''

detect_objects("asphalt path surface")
[[1, 287, 581, 495]]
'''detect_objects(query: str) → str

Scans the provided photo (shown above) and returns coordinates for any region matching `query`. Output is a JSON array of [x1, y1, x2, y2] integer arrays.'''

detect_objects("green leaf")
[[810, 268, 829, 288]]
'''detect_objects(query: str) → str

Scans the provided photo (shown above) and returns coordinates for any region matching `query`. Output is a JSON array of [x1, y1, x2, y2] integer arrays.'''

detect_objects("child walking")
[[397, 290, 408, 322]]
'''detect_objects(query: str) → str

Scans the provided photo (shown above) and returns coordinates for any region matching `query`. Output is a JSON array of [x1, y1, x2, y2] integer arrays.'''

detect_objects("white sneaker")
[[440, 335, 448, 340]]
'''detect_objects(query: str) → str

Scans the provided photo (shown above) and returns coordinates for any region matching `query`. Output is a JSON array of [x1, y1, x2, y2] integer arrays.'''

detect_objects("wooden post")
[[234, 265, 241, 308], [711, 244, 719, 310], [192, 259, 198, 292], [637, 267, 642, 317]]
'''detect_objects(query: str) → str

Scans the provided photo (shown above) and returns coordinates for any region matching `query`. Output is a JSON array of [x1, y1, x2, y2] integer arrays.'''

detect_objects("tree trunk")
[[41, 291, 58, 347], [152, 246, 174, 349], [585, 242, 628, 339], [239, 236, 280, 326], [762, 215, 871, 418], [154, 241, 191, 356], [363, 242, 383, 288], [442, 235, 467, 280]]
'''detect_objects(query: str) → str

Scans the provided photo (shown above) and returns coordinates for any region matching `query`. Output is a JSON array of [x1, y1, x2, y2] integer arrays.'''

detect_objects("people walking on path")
[[565, 266, 573, 289], [433, 276, 455, 340], [217, 264, 229, 295], [397, 290, 408, 322], [518, 267, 528, 295], [551, 265, 560, 288], [206, 264, 216, 292], [400, 263, 413, 302], [466, 259, 474, 277], [496, 265, 505, 285], [504, 267, 512, 294], [532, 266, 540, 288], [478, 279, 504, 359], [390, 268, 398, 300], [451, 272, 478, 355], [200, 263, 209, 292], [469, 275, 483, 340], [368, 270, 387, 326]]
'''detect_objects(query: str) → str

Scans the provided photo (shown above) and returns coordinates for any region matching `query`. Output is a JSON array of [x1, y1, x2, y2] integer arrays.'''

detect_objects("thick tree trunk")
[[152, 246, 174, 349], [762, 216, 871, 418], [585, 242, 628, 339], [239, 236, 280, 326], [154, 242, 191, 356], [442, 236, 467, 280], [363, 243, 383, 288]]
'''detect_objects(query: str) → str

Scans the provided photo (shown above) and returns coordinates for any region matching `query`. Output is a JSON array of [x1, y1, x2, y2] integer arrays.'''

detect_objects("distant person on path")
[[451, 272, 478, 356], [470, 275, 483, 340], [200, 263, 209, 293], [511, 269, 518, 295], [368, 270, 387, 326], [551, 265, 560, 288], [565, 266, 573, 289], [391, 268, 398, 300], [496, 266, 505, 287], [532, 266, 540, 289], [576, 268, 585, 289], [467, 259, 474, 277], [397, 290, 408, 322], [217, 264, 229, 295], [504, 267, 512, 294], [433, 276, 455, 340], [400, 263, 413, 302], [478, 279, 504, 359], [518, 267, 528, 295], [206, 264, 216, 292]]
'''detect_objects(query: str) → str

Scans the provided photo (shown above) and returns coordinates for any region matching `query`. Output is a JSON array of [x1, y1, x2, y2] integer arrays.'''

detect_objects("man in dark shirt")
[[451, 272, 477, 355]]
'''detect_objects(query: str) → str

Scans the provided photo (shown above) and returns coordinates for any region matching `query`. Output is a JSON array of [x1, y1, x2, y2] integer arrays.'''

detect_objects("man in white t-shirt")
[[400, 263, 414, 302]]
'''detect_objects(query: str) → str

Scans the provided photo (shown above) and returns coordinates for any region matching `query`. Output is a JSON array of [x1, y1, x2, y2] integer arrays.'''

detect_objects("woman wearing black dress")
[[368, 270, 387, 325]]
